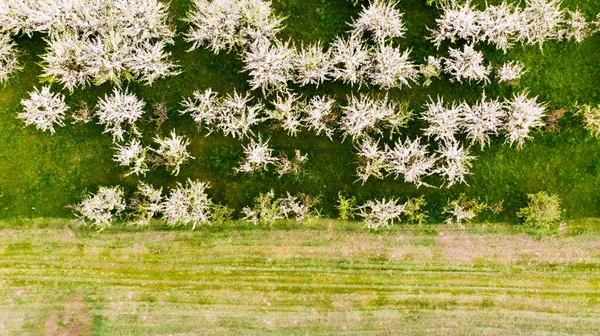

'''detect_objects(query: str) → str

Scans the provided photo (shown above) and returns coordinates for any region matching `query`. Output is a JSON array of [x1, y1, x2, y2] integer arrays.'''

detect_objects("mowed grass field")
[[0, 0, 600, 222], [1, 219, 599, 334]]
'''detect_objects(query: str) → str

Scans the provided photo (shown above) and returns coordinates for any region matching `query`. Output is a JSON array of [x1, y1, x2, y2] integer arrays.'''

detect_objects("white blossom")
[[303, 95, 336, 140], [419, 55, 443, 86], [40, 31, 91, 92], [435, 138, 475, 188], [152, 130, 194, 176], [428, 0, 568, 51], [461, 93, 506, 149], [242, 189, 283, 225], [421, 96, 462, 142], [132, 182, 163, 226], [330, 34, 371, 86], [266, 91, 303, 136], [243, 191, 318, 224], [113, 138, 149, 176], [478, 2, 522, 53], [238, 0, 285, 42], [351, 0, 405, 43], [518, 0, 565, 49], [0, 0, 26, 35], [17, 85, 68, 134], [574, 103, 600, 138], [243, 38, 296, 93], [294, 42, 332, 87], [125, 38, 181, 86], [444, 195, 486, 226], [0, 33, 20, 83], [182, 88, 263, 138], [235, 136, 278, 174], [384, 137, 436, 187], [443, 44, 490, 84], [444, 202, 476, 225], [73, 186, 126, 229], [161, 179, 212, 229], [496, 60, 527, 84], [340, 93, 406, 140], [180, 88, 220, 132], [563, 9, 591, 43], [369, 44, 419, 89], [96, 87, 145, 142], [276, 149, 308, 178], [278, 193, 316, 222], [429, 0, 480, 48], [503, 91, 546, 148], [217, 90, 264, 138], [184, 0, 244, 53], [184, 0, 283, 53], [357, 198, 405, 229], [81, 31, 132, 87], [355, 137, 387, 184], [19, 0, 179, 90]]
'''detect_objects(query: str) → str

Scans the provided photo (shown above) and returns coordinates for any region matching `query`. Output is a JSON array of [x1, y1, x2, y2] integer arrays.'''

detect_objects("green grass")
[[1, 218, 599, 334], [1, 0, 600, 222]]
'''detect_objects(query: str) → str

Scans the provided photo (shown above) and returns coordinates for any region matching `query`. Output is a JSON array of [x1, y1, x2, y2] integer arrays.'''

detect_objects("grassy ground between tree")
[[0, 218, 599, 334]]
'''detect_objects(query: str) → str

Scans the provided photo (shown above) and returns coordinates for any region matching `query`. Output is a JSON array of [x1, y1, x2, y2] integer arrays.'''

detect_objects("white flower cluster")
[[340, 93, 412, 140], [385, 137, 437, 187], [0, 33, 20, 83], [113, 139, 149, 177], [181, 89, 264, 139], [17, 85, 68, 134], [294, 42, 333, 87], [496, 61, 527, 84], [74, 181, 216, 229], [422, 92, 547, 150], [355, 136, 469, 188], [357, 198, 406, 229], [443, 44, 491, 84], [111, 130, 193, 177], [234, 136, 308, 177], [131, 182, 163, 226], [96, 88, 145, 142], [242, 190, 318, 225], [574, 103, 600, 138], [503, 91, 547, 148], [356, 137, 438, 187], [235, 136, 278, 174], [266, 92, 304, 136], [182, 89, 417, 141], [237, 0, 419, 91], [352, 91, 546, 187], [430, 0, 592, 52], [184, 0, 284, 53], [162, 179, 212, 229], [302, 96, 337, 140], [73, 186, 126, 229], [434, 138, 475, 188], [243, 39, 296, 93], [151, 130, 194, 176], [1, 0, 179, 91]]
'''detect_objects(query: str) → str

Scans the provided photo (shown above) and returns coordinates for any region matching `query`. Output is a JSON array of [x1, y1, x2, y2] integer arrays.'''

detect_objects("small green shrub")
[[337, 193, 357, 220], [211, 203, 235, 225], [517, 192, 562, 229], [404, 196, 428, 224]]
